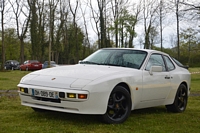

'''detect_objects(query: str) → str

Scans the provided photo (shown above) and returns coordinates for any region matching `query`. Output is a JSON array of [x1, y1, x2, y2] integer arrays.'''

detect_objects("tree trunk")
[[176, 0, 180, 60], [1, 2, 5, 70], [20, 38, 25, 63]]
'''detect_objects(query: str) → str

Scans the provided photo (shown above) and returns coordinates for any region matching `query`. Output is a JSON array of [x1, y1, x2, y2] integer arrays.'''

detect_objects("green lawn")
[[0, 68, 200, 133], [0, 70, 30, 90]]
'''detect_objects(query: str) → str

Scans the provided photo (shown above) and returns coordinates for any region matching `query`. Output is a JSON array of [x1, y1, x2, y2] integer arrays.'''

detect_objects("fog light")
[[21, 88, 24, 92], [67, 93, 76, 98], [19, 87, 28, 93], [78, 94, 87, 99]]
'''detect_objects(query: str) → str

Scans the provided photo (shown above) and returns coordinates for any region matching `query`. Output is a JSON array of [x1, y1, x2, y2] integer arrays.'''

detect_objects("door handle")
[[165, 76, 170, 79]]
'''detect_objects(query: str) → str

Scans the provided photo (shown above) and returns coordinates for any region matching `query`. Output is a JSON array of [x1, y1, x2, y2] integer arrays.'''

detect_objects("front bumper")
[[18, 85, 108, 114]]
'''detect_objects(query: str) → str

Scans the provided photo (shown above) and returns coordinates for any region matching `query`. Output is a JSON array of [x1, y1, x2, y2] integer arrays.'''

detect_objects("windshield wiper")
[[103, 63, 124, 67], [80, 61, 99, 65]]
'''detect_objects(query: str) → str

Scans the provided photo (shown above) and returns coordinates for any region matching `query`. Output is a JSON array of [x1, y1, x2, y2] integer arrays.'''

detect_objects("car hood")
[[19, 64, 131, 89]]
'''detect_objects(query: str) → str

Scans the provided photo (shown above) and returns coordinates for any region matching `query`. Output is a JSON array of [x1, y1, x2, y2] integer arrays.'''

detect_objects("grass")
[[0, 70, 29, 90], [0, 68, 200, 133]]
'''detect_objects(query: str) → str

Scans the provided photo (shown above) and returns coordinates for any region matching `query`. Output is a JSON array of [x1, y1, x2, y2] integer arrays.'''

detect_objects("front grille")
[[32, 96, 61, 103]]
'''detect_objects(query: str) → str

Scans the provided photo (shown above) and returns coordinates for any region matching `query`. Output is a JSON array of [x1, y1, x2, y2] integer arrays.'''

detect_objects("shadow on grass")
[[24, 106, 168, 124], [27, 109, 103, 124], [132, 106, 167, 115]]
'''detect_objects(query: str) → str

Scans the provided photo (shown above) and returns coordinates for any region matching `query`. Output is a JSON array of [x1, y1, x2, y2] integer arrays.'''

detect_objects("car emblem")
[[51, 78, 56, 80]]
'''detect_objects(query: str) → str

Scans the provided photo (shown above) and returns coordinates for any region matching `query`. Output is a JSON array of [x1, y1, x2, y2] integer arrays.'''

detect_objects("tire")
[[102, 86, 132, 124], [26, 67, 29, 71], [166, 84, 188, 113]]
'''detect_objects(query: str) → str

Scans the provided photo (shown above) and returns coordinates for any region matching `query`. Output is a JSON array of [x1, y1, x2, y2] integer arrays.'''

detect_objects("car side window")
[[164, 56, 175, 71], [146, 54, 166, 71]]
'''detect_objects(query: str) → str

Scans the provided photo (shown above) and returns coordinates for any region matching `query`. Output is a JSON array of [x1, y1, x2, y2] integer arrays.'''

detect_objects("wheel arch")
[[115, 82, 131, 94], [180, 81, 189, 95]]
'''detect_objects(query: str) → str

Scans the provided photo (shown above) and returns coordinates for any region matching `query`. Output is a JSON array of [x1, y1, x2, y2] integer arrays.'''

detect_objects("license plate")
[[34, 65, 38, 67], [32, 89, 58, 99]]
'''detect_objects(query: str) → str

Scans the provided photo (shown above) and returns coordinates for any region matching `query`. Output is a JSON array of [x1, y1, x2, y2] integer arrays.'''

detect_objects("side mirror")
[[149, 66, 162, 75]]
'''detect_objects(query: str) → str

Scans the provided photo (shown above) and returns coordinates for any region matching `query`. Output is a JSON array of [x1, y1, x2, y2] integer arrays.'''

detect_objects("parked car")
[[20, 60, 42, 71], [42, 61, 59, 69], [4, 60, 20, 70], [18, 48, 191, 124]]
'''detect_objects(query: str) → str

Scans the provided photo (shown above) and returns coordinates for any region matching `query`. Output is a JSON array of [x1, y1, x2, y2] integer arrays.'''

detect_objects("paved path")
[[191, 72, 200, 74]]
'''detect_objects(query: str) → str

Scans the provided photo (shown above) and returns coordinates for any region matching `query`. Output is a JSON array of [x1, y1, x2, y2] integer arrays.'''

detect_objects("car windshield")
[[50, 61, 56, 64], [12, 60, 19, 63], [80, 49, 147, 69]]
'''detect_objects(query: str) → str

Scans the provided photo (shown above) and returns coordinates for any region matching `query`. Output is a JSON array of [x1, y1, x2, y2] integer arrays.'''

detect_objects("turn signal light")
[[78, 94, 87, 99]]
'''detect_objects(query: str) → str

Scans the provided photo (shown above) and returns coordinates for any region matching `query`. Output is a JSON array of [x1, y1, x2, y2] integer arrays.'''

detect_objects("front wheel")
[[166, 84, 188, 113], [102, 86, 132, 124]]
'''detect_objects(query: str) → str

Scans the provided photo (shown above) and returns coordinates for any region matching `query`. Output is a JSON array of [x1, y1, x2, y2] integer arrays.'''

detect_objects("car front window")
[[146, 54, 166, 71], [81, 49, 147, 69], [30, 60, 39, 63]]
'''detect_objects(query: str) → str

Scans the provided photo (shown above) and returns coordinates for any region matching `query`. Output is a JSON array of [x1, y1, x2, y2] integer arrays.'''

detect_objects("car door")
[[142, 54, 172, 102], [21, 61, 27, 70], [5, 61, 10, 69]]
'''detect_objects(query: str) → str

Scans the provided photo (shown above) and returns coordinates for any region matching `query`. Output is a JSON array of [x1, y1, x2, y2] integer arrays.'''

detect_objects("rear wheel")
[[166, 84, 188, 113], [102, 86, 132, 124]]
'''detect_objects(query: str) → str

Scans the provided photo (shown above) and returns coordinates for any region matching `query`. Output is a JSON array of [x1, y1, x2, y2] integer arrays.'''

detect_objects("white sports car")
[[18, 48, 191, 124]]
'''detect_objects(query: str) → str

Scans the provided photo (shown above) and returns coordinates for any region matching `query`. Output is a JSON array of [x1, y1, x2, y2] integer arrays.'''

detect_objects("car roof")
[[101, 48, 168, 56], [6, 60, 19, 62], [44, 61, 56, 63]]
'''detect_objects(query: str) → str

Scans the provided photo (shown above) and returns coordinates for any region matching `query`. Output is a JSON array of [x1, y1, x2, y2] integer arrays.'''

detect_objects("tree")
[[53, 0, 67, 63], [0, 0, 7, 70], [159, 0, 163, 51], [69, 0, 79, 63], [79, 0, 91, 57], [142, 0, 159, 49], [175, 0, 180, 60], [9, 0, 30, 64], [4, 28, 20, 60], [180, 28, 198, 66], [88, 0, 101, 49], [48, 0, 59, 66], [110, 0, 129, 48], [28, 0, 39, 60], [97, 0, 106, 48], [117, 8, 137, 48]]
